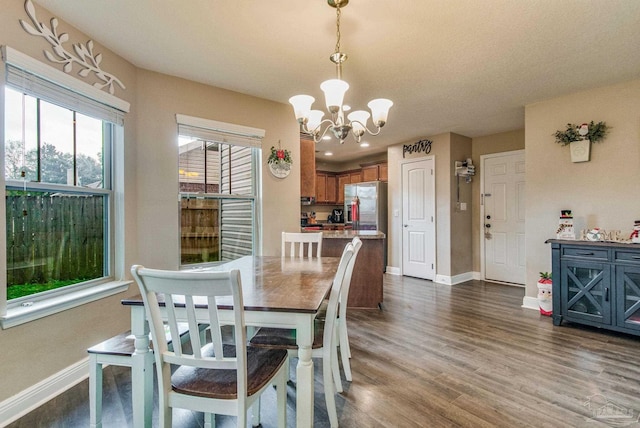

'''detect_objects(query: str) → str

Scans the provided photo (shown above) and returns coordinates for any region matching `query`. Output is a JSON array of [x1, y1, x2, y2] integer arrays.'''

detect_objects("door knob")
[[485, 224, 491, 228], [403, 224, 408, 228], [486, 215, 491, 220]]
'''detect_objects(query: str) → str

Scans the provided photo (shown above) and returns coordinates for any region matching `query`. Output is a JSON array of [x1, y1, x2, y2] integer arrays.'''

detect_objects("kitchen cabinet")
[[549, 239, 640, 336], [326, 174, 337, 203], [379, 163, 388, 181], [361, 162, 388, 182], [361, 165, 378, 182], [337, 174, 350, 204], [315, 171, 337, 204], [349, 170, 362, 184], [300, 138, 316, 197], [321, 231, 386, 308]]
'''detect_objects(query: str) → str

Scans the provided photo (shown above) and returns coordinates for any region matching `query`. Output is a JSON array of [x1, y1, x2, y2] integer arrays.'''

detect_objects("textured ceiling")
[[33, 0, 640, 162]]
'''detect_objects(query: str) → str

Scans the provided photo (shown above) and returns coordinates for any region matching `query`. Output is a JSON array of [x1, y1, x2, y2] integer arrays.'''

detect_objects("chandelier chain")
[[335, 5, 341, 54]]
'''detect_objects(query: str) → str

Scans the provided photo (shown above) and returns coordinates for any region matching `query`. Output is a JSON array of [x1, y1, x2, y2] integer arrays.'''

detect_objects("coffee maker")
[[329, 208, 344, 223]]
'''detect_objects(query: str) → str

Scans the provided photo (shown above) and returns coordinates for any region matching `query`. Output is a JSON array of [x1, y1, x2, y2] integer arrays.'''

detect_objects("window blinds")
[[176, 114, 264, 148], [2, 46, 129, 126]]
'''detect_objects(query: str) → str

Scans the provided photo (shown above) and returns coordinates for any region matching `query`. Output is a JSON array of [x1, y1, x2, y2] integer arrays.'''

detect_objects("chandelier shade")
[[307, 110, 325, 133], [347, 110, 370, 137], [320, 79, 349, 113], [289, 0, 392, 144], [289, 95, 315, 122]]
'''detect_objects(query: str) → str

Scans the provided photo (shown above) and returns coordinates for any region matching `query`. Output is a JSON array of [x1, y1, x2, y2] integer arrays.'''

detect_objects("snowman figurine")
[[631, 221, 640, 243]]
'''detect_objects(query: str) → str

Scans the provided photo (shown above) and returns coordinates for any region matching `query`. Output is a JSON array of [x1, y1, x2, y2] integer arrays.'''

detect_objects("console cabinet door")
[[615, 265, 640, 332], [561, 260, 611, 326]]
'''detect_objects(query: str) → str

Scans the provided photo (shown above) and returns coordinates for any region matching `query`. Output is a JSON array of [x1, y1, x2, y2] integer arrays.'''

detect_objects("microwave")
[[301, 196, 315, 205]]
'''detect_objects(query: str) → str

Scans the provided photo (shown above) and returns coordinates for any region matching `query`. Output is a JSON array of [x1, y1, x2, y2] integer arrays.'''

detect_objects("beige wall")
[[524, 79, 640, 298], [470, 130, 525, 272], [0, 0, 138, 402], [0, 0, 299, 402], [450, 133, 473, 276], [388, 133, 473, 279], [134, 69, 299, 267]]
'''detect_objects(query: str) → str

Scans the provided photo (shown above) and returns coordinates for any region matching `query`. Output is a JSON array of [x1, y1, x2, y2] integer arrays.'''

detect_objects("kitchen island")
[[320, 230, 386, 308]]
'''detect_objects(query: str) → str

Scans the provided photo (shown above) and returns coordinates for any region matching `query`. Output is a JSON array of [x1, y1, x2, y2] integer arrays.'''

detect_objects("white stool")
[[88, 331, 153, 428]]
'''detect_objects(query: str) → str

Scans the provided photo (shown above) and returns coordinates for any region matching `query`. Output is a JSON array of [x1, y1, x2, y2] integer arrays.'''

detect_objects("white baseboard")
[[472, 271, 481, 280], [522, 296, 540, 311], [385, 266, 401, 275], [0, 357, 89, 427], [435, 271, 474, 285]]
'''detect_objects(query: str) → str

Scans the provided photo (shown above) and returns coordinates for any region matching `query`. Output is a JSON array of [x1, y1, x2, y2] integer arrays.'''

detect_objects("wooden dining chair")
[[131, 265, 288, 428], [282, 231, 323, 257], [250, 242, 355, 427]]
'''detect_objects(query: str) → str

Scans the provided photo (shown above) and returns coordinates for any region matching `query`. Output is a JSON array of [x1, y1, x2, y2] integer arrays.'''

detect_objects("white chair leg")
[[339, 343, 352, 382], [339, 321, 352, 381], [331, 328, 343, 393], [159, 405, 172, 428], [251, 400, 261, 427], [88, 355, 102, 428], [238, 409, 247, 428], [204, 412, 215, 428], [323, 356, 339, 427], [277, 367, 287, 428], [340, 319, 352, 359]]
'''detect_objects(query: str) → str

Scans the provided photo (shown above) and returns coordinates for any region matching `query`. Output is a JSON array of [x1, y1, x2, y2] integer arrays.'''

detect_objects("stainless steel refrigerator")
[[344, 181, 387, 233]]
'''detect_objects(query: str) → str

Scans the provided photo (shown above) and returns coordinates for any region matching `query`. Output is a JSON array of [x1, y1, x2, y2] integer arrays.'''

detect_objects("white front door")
[[402, 158, 435, 280], [482, 150, 525, 284]]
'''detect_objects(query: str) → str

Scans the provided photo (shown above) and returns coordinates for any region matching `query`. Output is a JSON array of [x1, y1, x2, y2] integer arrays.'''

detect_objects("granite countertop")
[[320, 230, 386, 239]]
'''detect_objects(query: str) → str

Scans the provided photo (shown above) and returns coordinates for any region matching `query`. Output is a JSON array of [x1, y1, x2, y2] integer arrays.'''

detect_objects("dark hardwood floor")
[[8, 275, 640, 427]]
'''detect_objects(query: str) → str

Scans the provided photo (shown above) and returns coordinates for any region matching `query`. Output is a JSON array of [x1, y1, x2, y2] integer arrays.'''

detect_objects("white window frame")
[[176, 114, 264, 266], [0, 46, 130, 328]]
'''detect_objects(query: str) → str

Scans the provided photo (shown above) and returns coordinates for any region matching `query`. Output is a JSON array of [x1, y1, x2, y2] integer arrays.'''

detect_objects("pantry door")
[[402, 157, 436, 280]]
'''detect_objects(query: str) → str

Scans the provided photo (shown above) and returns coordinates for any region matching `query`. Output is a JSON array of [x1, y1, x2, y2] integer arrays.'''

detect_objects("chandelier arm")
[[349, 120, 383, 137], [313, 124, 334, 143], [301, 118, 338, 143]]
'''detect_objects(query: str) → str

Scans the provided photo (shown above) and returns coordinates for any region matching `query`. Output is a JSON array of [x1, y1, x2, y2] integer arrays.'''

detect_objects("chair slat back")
[[131, 266, 247, 388], [322, 243, 354, 360], [282, 231, 323, 258]]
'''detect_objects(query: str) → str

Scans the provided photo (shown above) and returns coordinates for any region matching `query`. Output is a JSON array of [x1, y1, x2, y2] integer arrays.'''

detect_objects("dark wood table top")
[[123, 256, 339, 313]]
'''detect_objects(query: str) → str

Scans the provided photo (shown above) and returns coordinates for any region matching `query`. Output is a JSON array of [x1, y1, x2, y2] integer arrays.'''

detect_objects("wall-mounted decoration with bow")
[[553, 121, 609, 163]]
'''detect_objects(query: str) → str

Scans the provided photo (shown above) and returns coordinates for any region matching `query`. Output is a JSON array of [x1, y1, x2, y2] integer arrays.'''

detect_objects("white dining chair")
[[131, 265, 288, 428], [250, 242, 355, 427], [314, 236, 362, 385], [336, 236, 362, 382], [282, 231, 323, 257]]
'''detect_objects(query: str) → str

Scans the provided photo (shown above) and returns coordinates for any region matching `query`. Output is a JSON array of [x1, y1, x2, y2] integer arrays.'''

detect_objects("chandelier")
[[288, 0, 393, 144]]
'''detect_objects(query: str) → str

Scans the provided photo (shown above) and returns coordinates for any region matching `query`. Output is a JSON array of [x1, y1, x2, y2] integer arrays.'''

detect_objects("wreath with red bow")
[[267, 146, 292, 165]]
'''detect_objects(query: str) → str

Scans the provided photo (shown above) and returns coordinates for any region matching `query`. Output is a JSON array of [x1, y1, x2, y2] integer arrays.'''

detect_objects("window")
[[4, 87, 111, 300], [177, 115, 263, 266], [1, 46, 129, 327]]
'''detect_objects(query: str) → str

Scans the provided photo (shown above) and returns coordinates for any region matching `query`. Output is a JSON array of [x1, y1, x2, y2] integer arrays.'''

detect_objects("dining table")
[[122, 255, 340, 428]]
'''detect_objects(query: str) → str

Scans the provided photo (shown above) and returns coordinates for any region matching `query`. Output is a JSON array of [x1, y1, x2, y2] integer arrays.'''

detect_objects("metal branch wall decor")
[[19, 0, 126, 95]]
